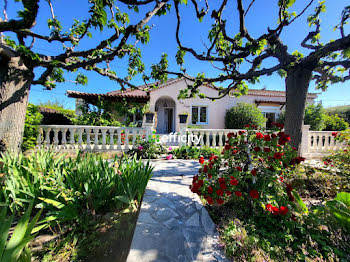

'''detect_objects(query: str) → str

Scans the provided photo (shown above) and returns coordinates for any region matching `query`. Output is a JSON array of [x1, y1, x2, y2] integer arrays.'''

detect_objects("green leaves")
[[151, 53, 169, 83], [75, 73, 88, 85], [326, 192, 350, 230], [291, 190, 308, 214], [0, 202, 42, 262], [175, 48, 186, 66]]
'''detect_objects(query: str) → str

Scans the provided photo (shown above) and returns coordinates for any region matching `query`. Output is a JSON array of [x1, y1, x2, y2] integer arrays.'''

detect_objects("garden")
[[190, 124, 350, 261], [0, 150, 153, 261]]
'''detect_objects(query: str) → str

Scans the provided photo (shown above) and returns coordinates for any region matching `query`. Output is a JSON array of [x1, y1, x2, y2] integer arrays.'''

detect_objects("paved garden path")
[[126, 160, 228, 262]]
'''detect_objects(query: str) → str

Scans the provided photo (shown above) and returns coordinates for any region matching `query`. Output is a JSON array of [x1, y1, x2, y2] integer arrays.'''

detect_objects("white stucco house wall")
[[67, 78, 318, 134]]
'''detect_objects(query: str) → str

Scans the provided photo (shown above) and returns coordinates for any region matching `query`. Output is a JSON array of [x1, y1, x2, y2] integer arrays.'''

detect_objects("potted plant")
[[178, 112, 189, 124], [145, 111, 155, 123]]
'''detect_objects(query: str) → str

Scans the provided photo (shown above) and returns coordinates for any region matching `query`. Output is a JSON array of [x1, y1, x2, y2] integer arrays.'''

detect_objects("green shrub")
[[127, 140, 167, 159], [278, 103, 326, 130], [172, 146, 221, 159], [322, 114, 349, 131], [22, 104, 43, 152], [304, 103, 326, 130], [325, 105, 350, 124], [225, 103, 265, 129], [0, 150, 153, 224]]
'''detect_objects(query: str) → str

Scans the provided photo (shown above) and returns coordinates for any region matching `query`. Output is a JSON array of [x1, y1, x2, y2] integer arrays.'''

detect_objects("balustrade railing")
[[308, 131, 345, 153], [186, 128, 243, 147], [37, 125, 147, 151]]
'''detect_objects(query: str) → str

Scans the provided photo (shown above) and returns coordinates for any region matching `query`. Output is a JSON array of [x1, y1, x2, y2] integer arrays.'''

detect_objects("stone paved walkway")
[[126, 160, 228, 262]]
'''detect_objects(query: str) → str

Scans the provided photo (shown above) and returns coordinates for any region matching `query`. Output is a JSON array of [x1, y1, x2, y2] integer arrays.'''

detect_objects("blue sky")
[[5, 0, 350, 109]]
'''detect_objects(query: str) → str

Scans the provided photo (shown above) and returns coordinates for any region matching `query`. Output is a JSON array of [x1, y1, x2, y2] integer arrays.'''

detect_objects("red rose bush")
[[190, 123, 305, 218]]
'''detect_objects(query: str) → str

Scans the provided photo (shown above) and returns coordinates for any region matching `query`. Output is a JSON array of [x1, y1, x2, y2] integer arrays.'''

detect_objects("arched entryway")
[[155, 96, 176, 134]]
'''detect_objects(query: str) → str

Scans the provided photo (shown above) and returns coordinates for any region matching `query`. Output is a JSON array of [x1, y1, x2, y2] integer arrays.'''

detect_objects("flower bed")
[[190, 124, 350, 261], [0, 150, 153, 261]]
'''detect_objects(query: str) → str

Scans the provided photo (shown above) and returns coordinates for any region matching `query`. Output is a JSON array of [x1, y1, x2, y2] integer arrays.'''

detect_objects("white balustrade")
[[186, 129, 243, 148], [37, 124, 347, 159], [37, 125, 147, 152]]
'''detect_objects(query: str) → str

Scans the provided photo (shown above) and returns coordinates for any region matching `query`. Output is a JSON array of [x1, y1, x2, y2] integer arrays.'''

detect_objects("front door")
[[164, 108, 173, 133]]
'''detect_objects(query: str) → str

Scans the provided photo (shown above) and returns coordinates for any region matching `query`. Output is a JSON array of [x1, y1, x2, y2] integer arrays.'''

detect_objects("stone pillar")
[[179, 122, 188, 146], [75, 98, 85, 116], [300, 124, 310, 158]]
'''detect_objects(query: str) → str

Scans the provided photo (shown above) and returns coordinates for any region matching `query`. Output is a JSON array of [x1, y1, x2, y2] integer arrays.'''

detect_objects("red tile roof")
[[66, 90, 149, 102]]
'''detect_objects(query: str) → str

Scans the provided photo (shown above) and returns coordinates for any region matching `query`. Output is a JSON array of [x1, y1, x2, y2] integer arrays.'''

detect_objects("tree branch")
[[0, 0, 39, 31]]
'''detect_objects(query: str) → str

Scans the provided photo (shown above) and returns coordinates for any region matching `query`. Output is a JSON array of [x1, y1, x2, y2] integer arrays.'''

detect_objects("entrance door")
[[164, 108, 173, 133]]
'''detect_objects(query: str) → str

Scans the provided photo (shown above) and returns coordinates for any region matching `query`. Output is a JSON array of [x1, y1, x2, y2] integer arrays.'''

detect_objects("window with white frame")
[[192, 106, 208, 124]]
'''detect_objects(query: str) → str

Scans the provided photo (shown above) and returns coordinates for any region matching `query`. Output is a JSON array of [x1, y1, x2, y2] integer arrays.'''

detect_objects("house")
[[66, 78, 318, 134]]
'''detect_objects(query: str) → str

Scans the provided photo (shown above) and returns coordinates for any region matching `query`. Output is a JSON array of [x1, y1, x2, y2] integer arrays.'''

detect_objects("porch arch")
[[155, 96, 176, 134]]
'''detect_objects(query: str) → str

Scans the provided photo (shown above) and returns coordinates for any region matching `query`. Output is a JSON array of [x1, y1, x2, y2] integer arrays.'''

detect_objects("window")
[[192, 106, 208, 124]]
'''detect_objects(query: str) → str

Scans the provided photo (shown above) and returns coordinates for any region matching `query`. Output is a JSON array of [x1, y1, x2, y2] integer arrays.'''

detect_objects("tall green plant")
[[0, 150, 153, 226], [0, 202, 42, 262], [326, 192, 350, 230], [22, 104, 43, 152]]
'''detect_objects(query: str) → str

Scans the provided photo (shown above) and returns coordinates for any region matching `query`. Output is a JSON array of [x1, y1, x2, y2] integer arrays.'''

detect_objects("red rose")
[[218, 177, 225, 184], [286, 183, 293, 193], [271, 206, 280, 215], [216, 198, 224, 205], [234, 191, 242, 197], [277, 131, 285, 137], [206, 197, 214, 205], [279, 176, 283, 182], [279, 206, 289, 215], [203, 165, 208, 173], [192, 175, 198, 183], [244, 124, 250, 128], [236, 166, 242, 171], [264, 147, 271, 153], [207, 186, 213, 194], [224, 144, 231, 150], [291, 214, 297, 221], [220, 183, 227, 190], [208, 174, 212, 179], [238, 130, 245, 135], [230, 179, 238, 186], [199, 157, 204, 164], [332, 132, 338, 137], [254, 146, 261, 152], [216, 189, 224, 196], [226, 191, 232, 196], [249, 189, 259, 199], [256, 132, 264, 139], [227, 132, 236, 138], [264, 134, 271, 141], [251, 169, 257, 176], [232, 149, 238, 154], [271, 134, 277, 139], [274, 152, 283, 159], [266, 204, 273, 212], [197, 180, 204, 188]]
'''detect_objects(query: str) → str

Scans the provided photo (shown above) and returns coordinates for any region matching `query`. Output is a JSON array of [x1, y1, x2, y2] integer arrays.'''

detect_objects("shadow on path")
[[126, 160, 228, 262]]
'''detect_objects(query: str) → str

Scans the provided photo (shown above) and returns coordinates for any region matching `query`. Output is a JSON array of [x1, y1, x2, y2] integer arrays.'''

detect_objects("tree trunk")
[[0, 53, 34, 153], [284, 65, 312, 154]]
